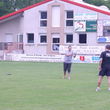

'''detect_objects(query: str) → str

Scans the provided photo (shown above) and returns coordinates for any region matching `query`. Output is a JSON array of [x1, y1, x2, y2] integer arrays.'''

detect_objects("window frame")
[[65, 34, 73, 44], [40, 11, 47, 27], [27, 33, 34, 43], [51, 34, 60, 52], [65, 10, 74, 27], [79, 33, 87, 44], [103, 26, 110, 36], [40, 35, 47, 44]]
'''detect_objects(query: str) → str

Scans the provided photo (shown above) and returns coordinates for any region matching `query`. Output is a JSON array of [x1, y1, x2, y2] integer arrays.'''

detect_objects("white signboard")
[[74, 13, 97, 20], [59, 45, 105, 55], [74, 21, 86, 32]]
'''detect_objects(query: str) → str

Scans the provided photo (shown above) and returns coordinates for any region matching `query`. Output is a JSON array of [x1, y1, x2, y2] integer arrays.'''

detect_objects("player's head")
[[68, 45, 72, 51], [105, 45, 110, 50]]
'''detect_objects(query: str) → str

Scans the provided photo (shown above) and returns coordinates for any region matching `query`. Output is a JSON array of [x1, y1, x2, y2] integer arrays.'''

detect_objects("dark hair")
[[106, 45, 110, 50]]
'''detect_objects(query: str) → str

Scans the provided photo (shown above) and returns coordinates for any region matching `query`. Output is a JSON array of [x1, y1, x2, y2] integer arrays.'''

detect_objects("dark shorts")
[[63, 62, 72, 73], [99, 65, 110, 76]]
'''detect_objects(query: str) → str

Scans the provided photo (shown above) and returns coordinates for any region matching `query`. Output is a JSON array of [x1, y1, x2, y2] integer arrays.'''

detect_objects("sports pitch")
[[0, 61, 110, 110]]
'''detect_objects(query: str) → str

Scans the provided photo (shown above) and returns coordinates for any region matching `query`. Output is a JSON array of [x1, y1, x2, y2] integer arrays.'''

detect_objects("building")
[[0, 0, 110, 56]]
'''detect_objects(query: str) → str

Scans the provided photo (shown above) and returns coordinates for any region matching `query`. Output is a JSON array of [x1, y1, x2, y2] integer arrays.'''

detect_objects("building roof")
[[0, 0, 110, 21]]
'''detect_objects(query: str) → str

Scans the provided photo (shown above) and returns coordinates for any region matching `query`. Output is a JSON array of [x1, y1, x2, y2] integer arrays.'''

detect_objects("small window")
[[40, 20, 47, 27], [0, 43, 8, 50], [66, 20, 73, 26], [27, 33, 34, 43], [52, 34, 60, 52], [17, 34, 23, 43], [40, 35, 47, 43], [40, 11, 47, 27], [67, 11, 73, 18], [103, 26, 110, 36], [66, 10, 73, 27], [53, 38, 60, 43], [79, 34, 87, 44], [41, 12, 47, 19], [66, 34, 73, 43]]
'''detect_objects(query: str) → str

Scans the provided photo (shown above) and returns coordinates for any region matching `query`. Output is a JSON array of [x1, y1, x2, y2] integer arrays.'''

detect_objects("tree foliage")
[[84, 0, 110, 8], [0, 0, 110, 17]]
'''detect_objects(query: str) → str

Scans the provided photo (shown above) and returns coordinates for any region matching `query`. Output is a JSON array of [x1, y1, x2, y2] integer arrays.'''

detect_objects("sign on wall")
[[74, 20, 86, 32], [74, 13, 97, 20], [86, 21, 97, 32]]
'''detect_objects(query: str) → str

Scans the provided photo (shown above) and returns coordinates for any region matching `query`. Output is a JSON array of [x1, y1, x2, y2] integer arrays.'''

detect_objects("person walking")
[[96, 45, 110, 91]]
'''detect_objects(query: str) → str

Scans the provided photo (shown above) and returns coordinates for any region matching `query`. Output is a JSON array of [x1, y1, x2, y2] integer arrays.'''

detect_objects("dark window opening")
[[40, 35, 47, 43], [40, 20, 47, 27], [27, 33, 34, 43], [66, 34, 73, 43], [79, 34, 87, 43], [41, 12, 47, 19], [66, 20, 73, 26], [53, 38, 60, 43], [103, 26, 110, 36], [67, 11, 73, 18]]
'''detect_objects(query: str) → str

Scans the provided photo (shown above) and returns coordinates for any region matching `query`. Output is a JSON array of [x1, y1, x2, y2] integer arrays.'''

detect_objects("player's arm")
[[99, 52, 104, 71], [99, 58, 102, 71]]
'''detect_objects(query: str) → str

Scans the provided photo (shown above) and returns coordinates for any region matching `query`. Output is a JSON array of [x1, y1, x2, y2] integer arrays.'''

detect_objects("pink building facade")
[[0, 0, 110, 55]]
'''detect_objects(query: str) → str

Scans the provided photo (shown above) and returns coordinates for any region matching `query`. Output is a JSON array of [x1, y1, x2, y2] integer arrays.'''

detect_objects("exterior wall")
[[23, 0, 54, 55], [0, 17, 22, 42]]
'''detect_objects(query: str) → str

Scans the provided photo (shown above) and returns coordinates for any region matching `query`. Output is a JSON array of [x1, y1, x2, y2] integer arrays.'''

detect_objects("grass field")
[[0, 61, 110, 110]]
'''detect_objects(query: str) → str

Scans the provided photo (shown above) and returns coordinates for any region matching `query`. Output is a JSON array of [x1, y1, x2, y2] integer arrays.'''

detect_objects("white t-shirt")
[[64, 50, 73, 63]]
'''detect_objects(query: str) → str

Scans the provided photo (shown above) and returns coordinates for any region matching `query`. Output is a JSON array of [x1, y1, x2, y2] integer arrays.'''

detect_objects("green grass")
[[0, 61, 110, 110]]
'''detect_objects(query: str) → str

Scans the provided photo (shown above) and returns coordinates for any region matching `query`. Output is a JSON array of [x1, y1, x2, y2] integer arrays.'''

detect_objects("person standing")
[[96, 45, 110, 91], [63, 45, 76, 80]]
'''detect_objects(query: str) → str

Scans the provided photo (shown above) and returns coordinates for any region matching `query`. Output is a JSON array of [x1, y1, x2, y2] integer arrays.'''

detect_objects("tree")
[[0, 0, 43, 17], [1, 0, 110, 17], [83, 0, 110, 9]]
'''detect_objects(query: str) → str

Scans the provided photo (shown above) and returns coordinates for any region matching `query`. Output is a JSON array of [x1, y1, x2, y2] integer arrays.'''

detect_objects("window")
[[52, 6, 60, 27], [66, 20, 73, 26], [53, 38, 60, 43], [40, 35, 47, 43], [103, 26, 110, 36], [67, 11, 73, 18], [0, 43, 8, 50], [66, 11, 73, 26], [41, 12, 47, 19], [66, 34, 73, 43], [40, 20, 47, 27], [52, 34, 60, 51], [27, 33, 34, 43], [17, 34, 23, 43], [40, 11, 47, 27], [79, 34, 87, 44]]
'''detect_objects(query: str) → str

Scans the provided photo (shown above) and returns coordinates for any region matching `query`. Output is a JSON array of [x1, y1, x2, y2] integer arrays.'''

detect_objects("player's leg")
[[96, 76, 103, 91], [96, 68, 105, 91], [63, 63, 67, 78], [67, 63, 72, 80], [106, 65, 110, 91]]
